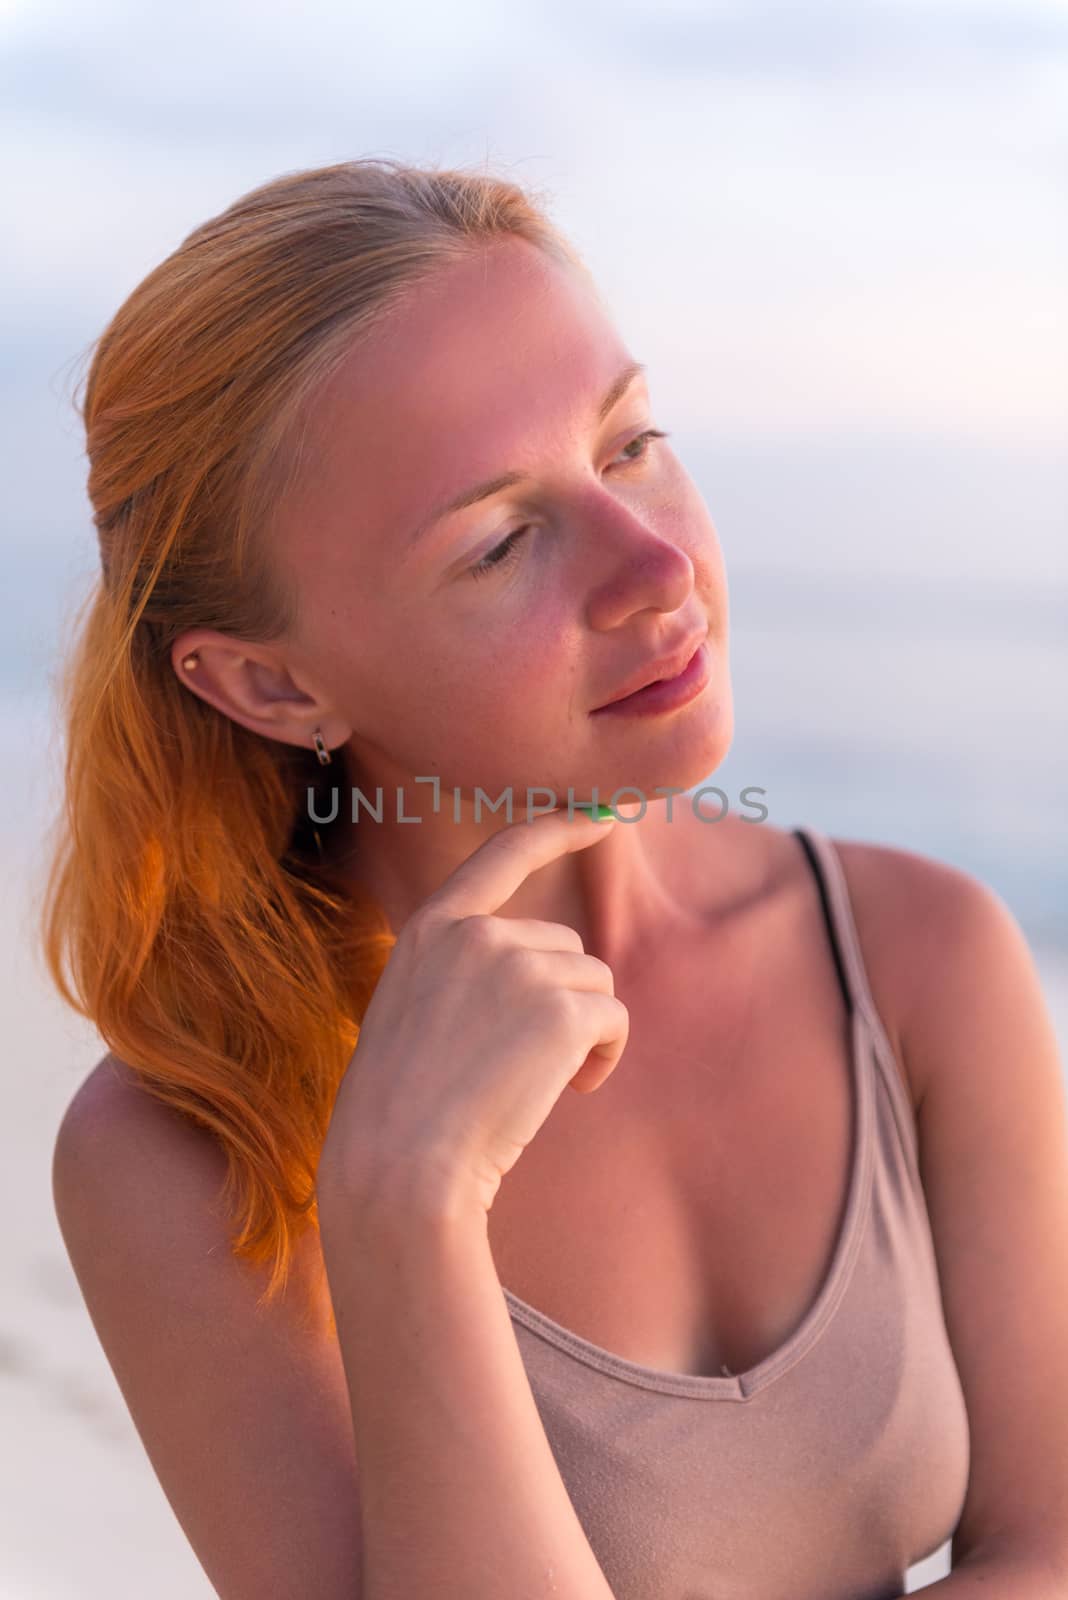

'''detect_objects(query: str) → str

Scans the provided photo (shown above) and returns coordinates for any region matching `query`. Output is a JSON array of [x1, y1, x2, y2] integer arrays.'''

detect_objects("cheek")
[[379, 653, 577, 796], [427, 649, 534, 723], [425, 595, 563, 690], [658, 463, 717, 542], [417, 626, 580, 758], [661, 472, 727, 596]]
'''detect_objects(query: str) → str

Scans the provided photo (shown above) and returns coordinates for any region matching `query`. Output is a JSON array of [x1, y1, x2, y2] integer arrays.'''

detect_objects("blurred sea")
[[718, 565, 1068, 951]]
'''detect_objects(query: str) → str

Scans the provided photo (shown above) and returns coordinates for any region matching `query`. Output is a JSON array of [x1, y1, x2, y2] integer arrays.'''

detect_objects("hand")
[[317, 809, 629, 1217]]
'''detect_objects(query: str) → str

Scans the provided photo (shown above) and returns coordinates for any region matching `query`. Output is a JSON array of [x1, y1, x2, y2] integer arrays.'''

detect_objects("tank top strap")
[[793, 826, 886, 1022], [792, 825, 921, 1170]]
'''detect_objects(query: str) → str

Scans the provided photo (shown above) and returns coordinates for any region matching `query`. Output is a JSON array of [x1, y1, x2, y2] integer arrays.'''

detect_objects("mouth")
[[591, 635, 712, 718], [591, 630, 709, 714]]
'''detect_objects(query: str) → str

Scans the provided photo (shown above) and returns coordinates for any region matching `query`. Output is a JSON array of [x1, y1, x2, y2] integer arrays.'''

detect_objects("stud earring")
[[312, 727, 332, 767], [182, 654, 199, 671]]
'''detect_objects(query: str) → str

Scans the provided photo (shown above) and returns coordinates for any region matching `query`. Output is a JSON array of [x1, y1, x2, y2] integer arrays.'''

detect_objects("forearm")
[[888, 1539, 1066, 1598], [318, 1165, 617, 1600]]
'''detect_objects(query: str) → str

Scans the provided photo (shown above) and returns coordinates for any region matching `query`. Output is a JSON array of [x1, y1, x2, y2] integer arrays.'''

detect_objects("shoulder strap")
[[792, 825, 892, 1034], [792, 826, 857, 1018], [793, 825, 923, 1172]]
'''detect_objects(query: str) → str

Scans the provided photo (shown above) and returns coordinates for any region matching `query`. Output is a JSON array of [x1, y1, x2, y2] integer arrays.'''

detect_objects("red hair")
[[38, 157, 585, 1318]]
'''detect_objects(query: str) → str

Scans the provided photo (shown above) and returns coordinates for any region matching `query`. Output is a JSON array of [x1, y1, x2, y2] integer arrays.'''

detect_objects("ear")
[[169, 633, 351, 752]]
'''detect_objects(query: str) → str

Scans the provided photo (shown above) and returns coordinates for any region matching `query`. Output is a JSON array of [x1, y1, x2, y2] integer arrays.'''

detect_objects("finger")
[[565, 992, 630, 1095], [423, 808, 616, 923], [571, 990, 630, 1068], [482, 917, 586, 955], [507, 946, 616, 996]]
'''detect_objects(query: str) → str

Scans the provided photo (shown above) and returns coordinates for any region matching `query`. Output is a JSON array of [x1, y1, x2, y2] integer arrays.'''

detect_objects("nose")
[[581, 493, 696, 632]]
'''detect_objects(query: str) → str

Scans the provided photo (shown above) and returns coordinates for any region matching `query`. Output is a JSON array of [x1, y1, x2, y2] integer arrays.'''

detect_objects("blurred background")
[[2, 0, 1066, 1594]]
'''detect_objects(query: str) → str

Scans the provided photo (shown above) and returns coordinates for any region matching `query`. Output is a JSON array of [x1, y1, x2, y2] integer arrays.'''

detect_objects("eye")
[[468, 427, 671, 581], [470, 525, 530, 580], [615, 427, 670, 468]]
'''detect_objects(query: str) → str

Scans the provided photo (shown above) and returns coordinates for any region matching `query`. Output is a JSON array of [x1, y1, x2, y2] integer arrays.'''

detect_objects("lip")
[[591, 635, 711, 717], [593, 631, 709, 710]]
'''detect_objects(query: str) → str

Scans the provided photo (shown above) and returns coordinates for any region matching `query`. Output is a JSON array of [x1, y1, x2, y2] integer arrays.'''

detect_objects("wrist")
[[316, 1143, 488, 1236]]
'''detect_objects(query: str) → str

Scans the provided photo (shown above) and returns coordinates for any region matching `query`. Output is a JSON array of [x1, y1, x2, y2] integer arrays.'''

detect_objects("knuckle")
[[551, 985, 581, 1024], [404, 906, 437, 949], [501, 944, 540, 985], [461, 913, 501, 948]]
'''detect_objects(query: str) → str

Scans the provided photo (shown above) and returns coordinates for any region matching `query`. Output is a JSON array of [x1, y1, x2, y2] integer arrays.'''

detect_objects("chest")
[[485, 910, 859, 1381]]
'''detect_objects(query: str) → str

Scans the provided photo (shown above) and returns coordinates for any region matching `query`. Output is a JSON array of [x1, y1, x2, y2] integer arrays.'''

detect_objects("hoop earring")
[[312, 727, 332, 767]]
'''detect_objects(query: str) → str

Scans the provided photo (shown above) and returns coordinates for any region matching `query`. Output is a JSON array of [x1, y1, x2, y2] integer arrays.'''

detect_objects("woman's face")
[[275, 235, 733, 811]]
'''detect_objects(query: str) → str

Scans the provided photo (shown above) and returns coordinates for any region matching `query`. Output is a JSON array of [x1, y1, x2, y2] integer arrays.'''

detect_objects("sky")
[[0, 0, 1065, 925], [2, 1, 1065, 599]]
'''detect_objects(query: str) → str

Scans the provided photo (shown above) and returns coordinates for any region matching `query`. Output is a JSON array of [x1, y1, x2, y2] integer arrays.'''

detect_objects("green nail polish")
[[575, 803, 615, 820]]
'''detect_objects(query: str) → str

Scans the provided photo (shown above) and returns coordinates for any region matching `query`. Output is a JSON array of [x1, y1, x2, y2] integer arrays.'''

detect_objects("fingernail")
[[576, 803, 615, 821]]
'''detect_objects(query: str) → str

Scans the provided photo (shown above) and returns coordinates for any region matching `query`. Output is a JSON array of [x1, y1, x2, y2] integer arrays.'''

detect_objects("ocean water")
[[715, 566, 1068, 951]]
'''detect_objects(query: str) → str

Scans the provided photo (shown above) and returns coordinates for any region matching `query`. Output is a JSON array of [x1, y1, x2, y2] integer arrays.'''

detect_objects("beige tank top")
[[502, 825, 971, 1600]]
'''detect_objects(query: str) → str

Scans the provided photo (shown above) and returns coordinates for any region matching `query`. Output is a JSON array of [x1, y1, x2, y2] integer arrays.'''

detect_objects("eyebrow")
[[406, 358, 648, 550]]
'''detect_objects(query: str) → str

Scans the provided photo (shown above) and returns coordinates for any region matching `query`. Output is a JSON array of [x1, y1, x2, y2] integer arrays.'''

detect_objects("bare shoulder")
[[56, 1052, 196, 1203], [56, 1049, 219, 1163], [53, 1051, 237, 1255], [659, 804, 1018, 1118], [51, 1054, 364, 1596], [52, 1048, 338, 1334], [826, 834, 1029, 1113]]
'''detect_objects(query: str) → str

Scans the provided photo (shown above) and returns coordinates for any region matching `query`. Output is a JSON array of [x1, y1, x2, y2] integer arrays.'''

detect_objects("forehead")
[[280, 238, 636, 570], [323, 237, 622, 433]]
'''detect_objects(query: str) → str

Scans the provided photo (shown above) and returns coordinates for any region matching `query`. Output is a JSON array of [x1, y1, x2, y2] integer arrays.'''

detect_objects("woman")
[[43, 159, 1067, 1599]]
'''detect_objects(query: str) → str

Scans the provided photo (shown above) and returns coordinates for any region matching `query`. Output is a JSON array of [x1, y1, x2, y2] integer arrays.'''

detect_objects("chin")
[[590, 700, 736, 815]]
